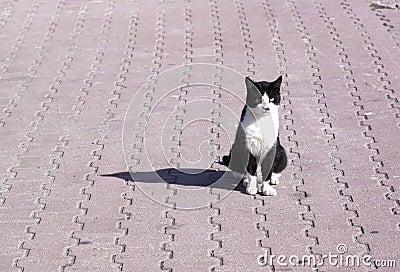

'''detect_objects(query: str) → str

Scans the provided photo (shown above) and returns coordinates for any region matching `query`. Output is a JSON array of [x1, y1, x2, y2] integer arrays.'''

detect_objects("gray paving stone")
[[1, 0, 399, 271]]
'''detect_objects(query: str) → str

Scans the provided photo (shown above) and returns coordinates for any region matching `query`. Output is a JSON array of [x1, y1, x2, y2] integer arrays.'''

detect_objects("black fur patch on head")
[[245, 76, 282, 108], [253, 75, 282, 106]]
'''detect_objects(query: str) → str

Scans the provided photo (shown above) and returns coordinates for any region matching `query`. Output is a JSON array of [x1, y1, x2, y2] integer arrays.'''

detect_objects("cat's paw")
[[246, 185, 258, 195], [262, 182, 277, 196], [246, 174, 257, 195], [270, 173, 281, 185]]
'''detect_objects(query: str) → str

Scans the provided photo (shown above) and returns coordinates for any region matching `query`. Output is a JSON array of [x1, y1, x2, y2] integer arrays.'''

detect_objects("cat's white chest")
[[241, 108, 278, 159]]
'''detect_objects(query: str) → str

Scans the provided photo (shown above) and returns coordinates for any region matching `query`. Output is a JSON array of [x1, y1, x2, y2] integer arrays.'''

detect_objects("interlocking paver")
[[1, 0, 399, 271]]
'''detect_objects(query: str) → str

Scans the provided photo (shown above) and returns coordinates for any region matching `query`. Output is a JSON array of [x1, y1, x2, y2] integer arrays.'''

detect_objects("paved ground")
[[0, 0, 399, 271]]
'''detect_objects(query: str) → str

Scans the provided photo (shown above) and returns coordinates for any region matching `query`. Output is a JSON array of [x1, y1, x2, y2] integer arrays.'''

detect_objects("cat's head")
[[245, 76, 282, 114]]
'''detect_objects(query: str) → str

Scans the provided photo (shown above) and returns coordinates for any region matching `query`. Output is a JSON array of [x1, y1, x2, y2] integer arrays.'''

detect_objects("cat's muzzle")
[[261, 106, 270, 113]]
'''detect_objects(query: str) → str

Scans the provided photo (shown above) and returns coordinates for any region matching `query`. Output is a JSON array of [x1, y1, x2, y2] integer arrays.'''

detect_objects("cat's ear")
[[271, 75, 282, 91], [245, 77, 261, 98], [245, 77, 261, 108]]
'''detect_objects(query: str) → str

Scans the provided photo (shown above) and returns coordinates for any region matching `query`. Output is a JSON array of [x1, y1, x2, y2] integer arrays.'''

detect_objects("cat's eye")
[[270, 98, 275, 102]]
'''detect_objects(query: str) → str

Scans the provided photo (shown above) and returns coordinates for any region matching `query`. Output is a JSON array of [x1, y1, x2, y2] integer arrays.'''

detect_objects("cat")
[[222, 76, 287, 195]]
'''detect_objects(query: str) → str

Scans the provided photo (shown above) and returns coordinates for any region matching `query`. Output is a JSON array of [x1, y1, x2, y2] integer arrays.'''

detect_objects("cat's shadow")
[[100, 167, 246, 193]]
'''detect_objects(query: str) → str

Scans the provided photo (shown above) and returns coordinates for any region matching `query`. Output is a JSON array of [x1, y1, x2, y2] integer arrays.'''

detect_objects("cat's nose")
[[263, 106, 270, 111]]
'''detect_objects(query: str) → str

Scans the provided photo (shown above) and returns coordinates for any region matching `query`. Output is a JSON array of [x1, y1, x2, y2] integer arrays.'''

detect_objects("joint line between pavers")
[[368, 1, 400, 48], [0, 0, 18, 34], [339, 0, 400, 233], [288, 0, 367, 262], [208, 0, 224, 270], [317, 0, 400, 248], [260, 2, 315, 270], [234, 0, 256, 77], [9, 1, 91, 270], [0, 0, 58, 128], [0, 0, 40, 76], [312, 0, 388, 255], [341, 0, 400, 130]]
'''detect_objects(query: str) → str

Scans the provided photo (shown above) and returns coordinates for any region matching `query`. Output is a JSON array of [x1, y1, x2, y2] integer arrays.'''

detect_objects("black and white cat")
[[222, 76, 287, 195]]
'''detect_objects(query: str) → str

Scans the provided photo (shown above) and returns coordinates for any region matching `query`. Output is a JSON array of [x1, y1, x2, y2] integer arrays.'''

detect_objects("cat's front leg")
[[245, 154, 258, 195], [260, 151, 278, 196]]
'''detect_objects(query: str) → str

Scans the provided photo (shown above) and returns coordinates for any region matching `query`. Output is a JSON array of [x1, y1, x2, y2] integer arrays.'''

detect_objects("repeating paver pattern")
[[0, 0, 399, 272]]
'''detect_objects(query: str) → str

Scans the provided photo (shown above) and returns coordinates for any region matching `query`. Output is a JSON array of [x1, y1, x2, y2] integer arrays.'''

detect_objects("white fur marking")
[[262, 181, 277, 196], [241, 106, 278, 160], [246, 173, 257, 195], [270, 172, 281, 185]]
